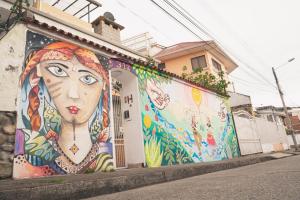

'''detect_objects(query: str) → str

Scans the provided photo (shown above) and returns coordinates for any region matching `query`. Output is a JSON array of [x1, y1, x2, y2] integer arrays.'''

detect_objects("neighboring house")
[[0, 0, 240, 180], [256, 106, 289, 126], [122, 32, 165, 57], [154, 41, 238, 82], [256, 106, 300, 147], [229, 94, 290, 155], [228, 92, 253, 115], [288, 108, 300, 133]]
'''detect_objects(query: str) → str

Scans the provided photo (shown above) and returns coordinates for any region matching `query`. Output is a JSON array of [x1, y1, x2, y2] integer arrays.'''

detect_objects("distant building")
[[153, 41, 238, 82], [228, 92, 253, 115], [289, 108, 300, 133], [122, 32, 165, 57], [256, 106, 300, 131], [255, 106, 286, 126]]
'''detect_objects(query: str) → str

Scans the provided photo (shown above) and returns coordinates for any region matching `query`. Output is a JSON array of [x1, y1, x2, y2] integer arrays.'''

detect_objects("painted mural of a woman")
[[13, 41, 114, 179]]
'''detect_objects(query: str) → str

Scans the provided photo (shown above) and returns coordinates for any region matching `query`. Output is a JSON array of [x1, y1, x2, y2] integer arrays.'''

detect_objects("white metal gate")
[[233, 110, 263, 155], [112, 83, 126, 168]]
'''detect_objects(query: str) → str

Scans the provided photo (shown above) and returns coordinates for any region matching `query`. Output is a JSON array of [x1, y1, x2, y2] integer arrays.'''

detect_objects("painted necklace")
[[69, 120, 79, 155]]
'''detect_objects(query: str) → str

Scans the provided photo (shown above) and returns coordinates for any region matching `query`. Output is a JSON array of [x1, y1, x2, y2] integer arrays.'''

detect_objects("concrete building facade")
[[0, 0, 240, 179]]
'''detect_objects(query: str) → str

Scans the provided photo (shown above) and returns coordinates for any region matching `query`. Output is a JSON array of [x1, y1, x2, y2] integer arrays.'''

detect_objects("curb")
[[0, 155, 276, 200]]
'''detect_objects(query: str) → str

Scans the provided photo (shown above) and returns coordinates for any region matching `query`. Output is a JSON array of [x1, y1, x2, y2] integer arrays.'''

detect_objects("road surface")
[[86, 155, 300, 200]]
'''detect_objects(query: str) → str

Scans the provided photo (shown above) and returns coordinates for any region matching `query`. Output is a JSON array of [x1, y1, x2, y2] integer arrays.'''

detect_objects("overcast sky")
[[52, 0, 300, 107]]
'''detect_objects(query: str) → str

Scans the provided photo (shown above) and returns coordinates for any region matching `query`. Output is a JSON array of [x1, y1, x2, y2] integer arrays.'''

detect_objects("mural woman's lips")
[[67, 106, 80, 114]]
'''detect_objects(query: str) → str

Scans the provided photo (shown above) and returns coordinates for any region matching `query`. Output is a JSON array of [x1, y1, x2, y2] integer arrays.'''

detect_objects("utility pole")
[[272, 67, 298, 150]]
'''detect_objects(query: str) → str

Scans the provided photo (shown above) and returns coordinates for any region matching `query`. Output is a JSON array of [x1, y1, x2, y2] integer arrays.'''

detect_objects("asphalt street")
[[85, 155, 300, 200]]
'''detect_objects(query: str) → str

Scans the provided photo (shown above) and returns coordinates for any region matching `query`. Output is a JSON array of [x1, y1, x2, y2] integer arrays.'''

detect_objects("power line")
[[166, 0, 277, 88], [195, 0, 272, 70], [281, 88, 300, 107], [124, 0, 276, 92], [230, 78, 277, 94], [152, 0, 277, 89], [114, 0, 176, 44], [229, 74, 273, 87], [149, 0, 210, 42]]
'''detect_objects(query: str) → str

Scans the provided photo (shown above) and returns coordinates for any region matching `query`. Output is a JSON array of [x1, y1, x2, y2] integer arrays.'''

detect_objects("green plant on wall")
[[159, 128, 193, 165], [144, 136, 163, 167], [0, 0, 30, 32], [132, 64, 171, 93], [161, 131, 175, 165], [181, 67, 229, 95]]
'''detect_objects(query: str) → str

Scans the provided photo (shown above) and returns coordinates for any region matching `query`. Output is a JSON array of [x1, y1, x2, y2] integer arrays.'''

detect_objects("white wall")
[[0, 24, 27, 111], [287, 134, 300, 147], [115, 69, 145, 166], [233, 115, 262, 155], [255, 118, 289, 153], [228, 92, 251, 107], [234, 112, 289, 155]]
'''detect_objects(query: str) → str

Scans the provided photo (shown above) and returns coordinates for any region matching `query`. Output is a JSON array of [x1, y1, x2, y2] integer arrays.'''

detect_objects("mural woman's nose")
[[68, 83, 80, 99]]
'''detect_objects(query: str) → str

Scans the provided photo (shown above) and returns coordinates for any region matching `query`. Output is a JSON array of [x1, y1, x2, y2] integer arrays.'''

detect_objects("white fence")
[[233, 111, 289, 155], [287, 133, 300, 147]]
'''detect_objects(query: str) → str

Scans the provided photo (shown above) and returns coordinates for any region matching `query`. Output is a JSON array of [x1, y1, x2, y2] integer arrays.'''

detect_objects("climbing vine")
[[132, 64, 171, 92], [0, 0, 30, 32], [182, 67, 230, 96]]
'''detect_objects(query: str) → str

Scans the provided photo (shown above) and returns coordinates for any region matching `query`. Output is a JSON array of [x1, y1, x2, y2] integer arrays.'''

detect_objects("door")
[[112, 80, 126, 168]]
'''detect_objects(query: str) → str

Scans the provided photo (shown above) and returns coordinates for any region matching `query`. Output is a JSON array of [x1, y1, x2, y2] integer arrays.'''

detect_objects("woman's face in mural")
[[38, 57, 103, 124]]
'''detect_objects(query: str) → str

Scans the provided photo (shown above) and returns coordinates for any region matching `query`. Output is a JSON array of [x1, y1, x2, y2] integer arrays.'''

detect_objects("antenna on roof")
[[103, 12, 115, 21]]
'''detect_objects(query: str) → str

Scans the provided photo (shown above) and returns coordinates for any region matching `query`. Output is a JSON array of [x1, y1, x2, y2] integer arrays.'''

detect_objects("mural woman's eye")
[[47, 66, 68, 77], [80, 75, 97, 85]]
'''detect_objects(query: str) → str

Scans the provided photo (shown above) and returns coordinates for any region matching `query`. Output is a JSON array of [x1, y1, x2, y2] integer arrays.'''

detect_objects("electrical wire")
[[151, 0, 277, 89], [194, 0, 272, 70], [114, 0, 176, 44], [168, 0, 277, 88], [167, 0, 277, 88], [230, 79, 277, 94], [229, 74, 272, 87]]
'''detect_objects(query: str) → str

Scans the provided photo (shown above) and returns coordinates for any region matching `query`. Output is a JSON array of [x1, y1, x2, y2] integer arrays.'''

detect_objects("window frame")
[[191, 55, 207, 72], [212, 58, 222, 72]]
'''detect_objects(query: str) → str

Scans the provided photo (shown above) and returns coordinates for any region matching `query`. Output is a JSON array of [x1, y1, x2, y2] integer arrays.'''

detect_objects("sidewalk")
[[0, 152, 295, 200]]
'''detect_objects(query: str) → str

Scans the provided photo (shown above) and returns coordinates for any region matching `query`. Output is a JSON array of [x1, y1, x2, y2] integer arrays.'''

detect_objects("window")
[[191, 55, 207, 72], [267, 115, 274, 122], [212, 58, 222, 72]]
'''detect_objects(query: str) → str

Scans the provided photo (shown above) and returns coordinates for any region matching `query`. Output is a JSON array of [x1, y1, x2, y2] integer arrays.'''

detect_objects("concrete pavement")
[[0, 152, 296, 200], [86, 154, 300, 200]]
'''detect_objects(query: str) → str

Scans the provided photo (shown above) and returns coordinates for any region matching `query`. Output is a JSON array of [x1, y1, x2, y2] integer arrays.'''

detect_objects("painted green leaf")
[[144, 136, 163, 167], [43, 100, 61, 134]]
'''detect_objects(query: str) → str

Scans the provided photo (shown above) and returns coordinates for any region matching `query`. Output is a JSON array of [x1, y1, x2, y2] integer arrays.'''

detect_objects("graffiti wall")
[[110, 62, 240, 167], [13, 31, 114, 179], [138, 66, 240, 166]]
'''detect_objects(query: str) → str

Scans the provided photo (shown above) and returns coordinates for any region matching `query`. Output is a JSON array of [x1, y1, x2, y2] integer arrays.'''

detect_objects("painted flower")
[[144, 115, 152, 128]]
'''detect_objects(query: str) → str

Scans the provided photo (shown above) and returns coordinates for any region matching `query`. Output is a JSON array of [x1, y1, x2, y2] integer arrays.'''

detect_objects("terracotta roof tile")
[[154, 41, 213, 58], [24, 18, 227, 97]]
